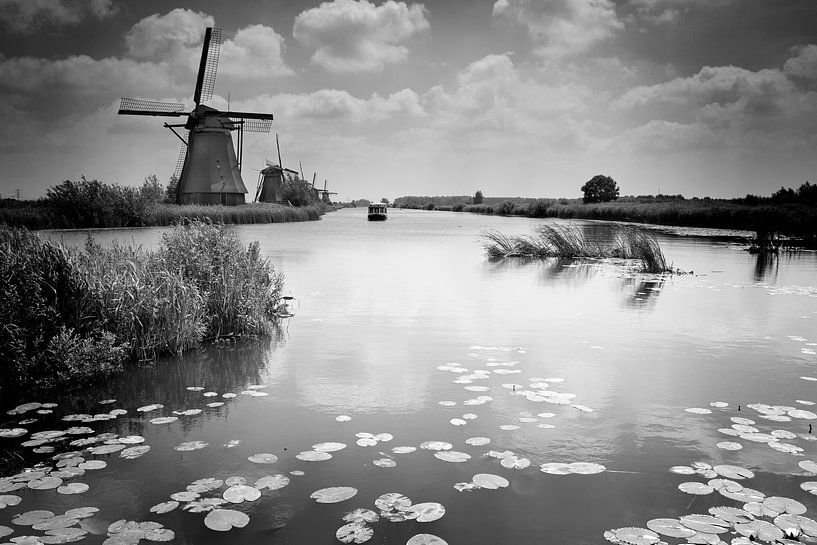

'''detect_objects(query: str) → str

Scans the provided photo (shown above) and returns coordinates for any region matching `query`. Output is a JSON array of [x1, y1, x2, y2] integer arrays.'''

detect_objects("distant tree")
[[380, 198, 390, 205], [474, 190, 484, 204], [497, 200, 515, 215], [165, 175, 179, 204], [581, 175, 619, 204], [797, 181, 817, 206], [140, 174, 164, 204], [281, 176, 314, 206]]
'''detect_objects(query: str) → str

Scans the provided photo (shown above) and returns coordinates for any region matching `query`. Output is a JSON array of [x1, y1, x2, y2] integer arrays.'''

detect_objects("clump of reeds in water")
[[482, 224, 671, 273]]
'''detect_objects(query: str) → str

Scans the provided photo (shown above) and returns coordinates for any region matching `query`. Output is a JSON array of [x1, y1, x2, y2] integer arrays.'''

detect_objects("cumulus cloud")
[[492, 0, 622, 59], [627, 0, 733, 24], [0, 9, 293, 111], [784, 44, 817, 80], [0, 0, 116, 32], [293, 0, 429, 72]]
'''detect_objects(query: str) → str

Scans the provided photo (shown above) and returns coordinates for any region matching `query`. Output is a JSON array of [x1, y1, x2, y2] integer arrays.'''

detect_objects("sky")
[[0, 0, 816, 202]]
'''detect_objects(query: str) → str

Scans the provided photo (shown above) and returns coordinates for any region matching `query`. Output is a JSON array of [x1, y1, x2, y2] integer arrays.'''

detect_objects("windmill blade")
[[172, 132, 189, 180], [193, 27, 223, 106], [220, 110, 274, 121], [227, 118, 273, 132], [118, 97, 186, 116]]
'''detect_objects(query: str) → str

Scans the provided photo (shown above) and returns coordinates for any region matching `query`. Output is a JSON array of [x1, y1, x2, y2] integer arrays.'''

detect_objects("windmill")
[[118, 27, 274, 205], [317, 180, 338, 204]]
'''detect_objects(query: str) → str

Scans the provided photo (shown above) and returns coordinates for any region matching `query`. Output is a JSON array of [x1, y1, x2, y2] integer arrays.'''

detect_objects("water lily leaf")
[[408, 502, 445, 523], [0, 428, 28, 438], [28, 477, 62, 490], [678, 482, 714, 495], [735, 520, 784, 542], [336, 415, 352, 422], [203, 392, 218, 397], [336, 522, 374, 544], [118, 435, 145, 445], [612, 527, 660, 545], [800, 481, 817, 495], [144, 528, 174, 541], [668, 466, 695, 475], [774, 514, 817, 537], [434, 451, 470, 463], [373, 458, 396, 468], [343, 509, 379, 523], [207, 402, 225, 408], [248, 453, 278, 464], [78, 460, 106, 471], [88, 444, 126, 455], [567, 462, 606, 475], [392, 446, 416, 454], [419, 441, 452, 451], [0, 495, 22, 508], [149, 417, 178, 425], [356, 438, 377, 447], [465, 437, 491, 446], [721, 487, 765, 503], [764, 496, 806, 515], [499, 425, 520, 431], [373, 433, 393, 442], [174, 441, 208, 452], [136, 404, 163, 412], [716, 441, 742, 450], [710, 401, 729, 408], [203, 509, 249, 531], [709, 506, 753, 524], [12, 510, 55, 525], [679, 514, 730, 534], [454, 482, 480, 492], [120, 445, 150, 459], [313, 442, 346, 452], [406, 534, 448, 545], [540, 463, 572, 475], [450, 419, 467, 426], [311, 486, 358, 504], [170, 491, 199, 502], [149, 501, 179, 514], [788, 409, 817, 420], [501, 456, 530, 469], [57, 483, 89, 495], [713, 465, 754, 480], [186, 386, 204, 391], [254, 474, 289, 491], [184, 498, 228, 513], [645, 518, 696, 538], [225, 476, 246, 486], [374, 492, 412, 511], [223, 485, 261, 503], [799, 460, 817, 473], [0, 526, 12, 538], [296, 450, 332, 461], [472, 474, 509, 489]]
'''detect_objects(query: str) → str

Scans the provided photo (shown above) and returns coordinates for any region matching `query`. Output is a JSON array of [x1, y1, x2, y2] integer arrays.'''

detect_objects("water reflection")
[[753, 252, 779, 283], [620, 277, 665, 310]]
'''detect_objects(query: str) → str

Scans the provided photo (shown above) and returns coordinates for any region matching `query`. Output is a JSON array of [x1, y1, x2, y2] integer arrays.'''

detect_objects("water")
[[4, 208, 817, 544]]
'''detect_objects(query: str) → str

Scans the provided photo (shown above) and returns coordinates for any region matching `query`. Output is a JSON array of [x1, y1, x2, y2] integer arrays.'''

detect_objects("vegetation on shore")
[[394, 182, 817, 247], [482, 224, 671, 273], [0, 221, 284, 398], [0, 176, 323, 230]]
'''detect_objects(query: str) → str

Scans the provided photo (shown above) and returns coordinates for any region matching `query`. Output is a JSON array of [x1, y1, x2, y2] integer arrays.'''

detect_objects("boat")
[[367, 203, 388, 221]]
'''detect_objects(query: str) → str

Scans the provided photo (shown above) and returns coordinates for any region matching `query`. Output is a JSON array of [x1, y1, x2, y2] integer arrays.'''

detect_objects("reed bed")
[[1, 221, 284, 396], [482, 224, 671, 273], [148, 203, 321, 226]]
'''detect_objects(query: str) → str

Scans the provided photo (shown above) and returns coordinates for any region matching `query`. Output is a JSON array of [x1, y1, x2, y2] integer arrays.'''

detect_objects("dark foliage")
[[581, 175, 620, 204]]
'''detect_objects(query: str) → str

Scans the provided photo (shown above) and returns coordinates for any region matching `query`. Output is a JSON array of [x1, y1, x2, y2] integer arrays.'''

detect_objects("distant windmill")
[[318, 180, 338, 204], [117, 27, 274, 205]]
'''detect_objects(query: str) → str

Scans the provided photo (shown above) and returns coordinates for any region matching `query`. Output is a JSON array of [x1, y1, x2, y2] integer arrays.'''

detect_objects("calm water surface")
[[4, 208, 817, 544]]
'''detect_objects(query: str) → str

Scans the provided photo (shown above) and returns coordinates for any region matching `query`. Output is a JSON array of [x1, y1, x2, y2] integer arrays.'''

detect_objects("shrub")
[[529, 199, 550, 218], [497, 200, 515, 215], [281, 177, 315, 206], [426, 202, 436, 210]]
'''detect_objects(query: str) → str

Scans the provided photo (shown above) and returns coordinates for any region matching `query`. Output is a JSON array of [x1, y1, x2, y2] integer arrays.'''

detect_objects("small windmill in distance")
[[117, 27, 274, 205]]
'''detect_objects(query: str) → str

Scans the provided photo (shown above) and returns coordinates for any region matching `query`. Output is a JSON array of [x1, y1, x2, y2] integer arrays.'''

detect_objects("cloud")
[[784, 44, 817, 80], [492, 0, 622, 59], [0, 0, 116, 32], [627, 0, 733, 24], [293, 0, 429, 72], [0, 9, 293, 115]]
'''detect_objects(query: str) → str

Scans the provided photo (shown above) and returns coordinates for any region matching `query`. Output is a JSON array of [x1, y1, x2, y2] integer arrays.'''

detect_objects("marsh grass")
[[1, 221, 284, 396], [482, 224, 671, 273], [149, 203, 321, 226]]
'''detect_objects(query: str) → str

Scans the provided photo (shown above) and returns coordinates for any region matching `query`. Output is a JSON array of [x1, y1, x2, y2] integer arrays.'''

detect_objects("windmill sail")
[[193, 27, 222, 106]]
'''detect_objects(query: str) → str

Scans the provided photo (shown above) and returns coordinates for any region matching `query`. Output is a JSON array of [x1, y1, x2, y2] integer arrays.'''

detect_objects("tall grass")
[[482, 224, 671, 273], [149, 203, 321, 226], [1, 221, 285, 397]]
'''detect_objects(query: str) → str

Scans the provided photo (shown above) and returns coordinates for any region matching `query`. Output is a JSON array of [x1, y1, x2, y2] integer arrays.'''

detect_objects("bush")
[[529, 199, 550, 218], [497, 200, 515, 215], [281, 177, 315, 206]]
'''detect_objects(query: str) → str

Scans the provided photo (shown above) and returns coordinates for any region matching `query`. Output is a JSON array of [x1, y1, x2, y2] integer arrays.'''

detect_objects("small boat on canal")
[[367, 203, 388, 221]]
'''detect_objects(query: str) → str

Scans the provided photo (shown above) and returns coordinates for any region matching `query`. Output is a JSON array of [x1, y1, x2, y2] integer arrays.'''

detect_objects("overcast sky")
[[1, 0, 816, 201]]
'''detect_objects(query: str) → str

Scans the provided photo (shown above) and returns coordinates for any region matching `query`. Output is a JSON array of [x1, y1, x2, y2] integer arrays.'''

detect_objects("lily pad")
[[149, 417, 178, 425], [136, 404, 163, 412], [392, 446, 416, 454], [408, 502, 445, 523], [311, 486, 358, 504], [713, 464, 754, 480], [419, 441, 452, 451], [120, 445, 150, 459], [434, 451, 470, 463], [313, 442, 346, 452], [150, 501, 179, 514], [0, 495, 22, 508], [56, 482, 89, 495], [174, 441, 208, 451], [645, 518, 696, 538], [716, 441, 742, 450], [296, 450, 332, 461], [465, 437, 491, 446], [0, 428, 28, 438], [611, 527, 661, 545], [223, 485, 261, 503], [540, 463, 572, 475], [678, 482, 714, 495], [28, 477, 62, 490], [254, 474, 290, 491], [343, 509, 379, 523], [734, 520, 784, 542], [500, 456, 531, 469], [406, 535, 448, 545], [203, 509, 249, 531], [567, 462, 606, 475], [472, 474, 509, 489], [373, 458, 397, 468], [248, 453, 278, 464], [336, 522, 374, 544], [375, 492, 412, 511]]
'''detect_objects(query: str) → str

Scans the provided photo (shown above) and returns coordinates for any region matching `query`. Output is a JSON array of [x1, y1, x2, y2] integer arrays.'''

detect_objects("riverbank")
[[0, 221, 284, 401], [0, 202, 323, 230], [394, 195, 817, 247]]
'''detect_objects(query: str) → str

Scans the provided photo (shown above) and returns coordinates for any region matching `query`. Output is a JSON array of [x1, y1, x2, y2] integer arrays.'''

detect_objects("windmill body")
[[118, 28, 273, 205]]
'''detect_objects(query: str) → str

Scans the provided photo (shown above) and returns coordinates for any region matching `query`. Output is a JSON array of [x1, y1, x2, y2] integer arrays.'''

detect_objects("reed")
[[482, 224, 672, 273], [148, 203, 321, 226]]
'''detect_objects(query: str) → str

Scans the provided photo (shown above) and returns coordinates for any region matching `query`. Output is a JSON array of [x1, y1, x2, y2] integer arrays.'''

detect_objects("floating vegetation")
[[434, 451, 470, 463], [373, 458, 397, 468], [174, 441, 208, 452], [311, 487, 358, 504], [407, 535, 448, 545], [540, 462, 606, 475], [223, 484, 261, 503], [204, 509, 250, 531], [336, 521, 374, 544], [296, 450, 332, 462], [248, 453, 278, 464], [481, 224, 673, 273], [255, 474, 290, 490]]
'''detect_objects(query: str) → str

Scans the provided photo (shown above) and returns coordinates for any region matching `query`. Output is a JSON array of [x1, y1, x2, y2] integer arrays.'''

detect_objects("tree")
[[140, 174, 164, 204], [165, 175, 179, 204], [581, 175, 619, 204], [380, 198, 390, 205], [280, 176, 314, 206], [474, 190, 484, 204]]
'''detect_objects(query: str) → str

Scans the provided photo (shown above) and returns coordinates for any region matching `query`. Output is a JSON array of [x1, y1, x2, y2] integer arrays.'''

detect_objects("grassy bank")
[[482, 224, 672, 273], [395, 194, 817, 246], [0, 221, 284, 398]]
